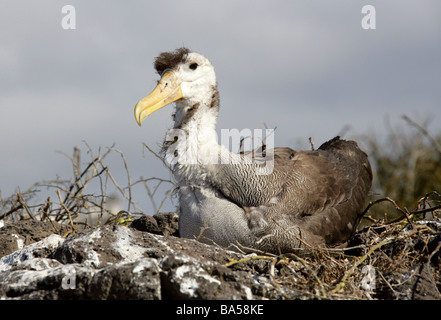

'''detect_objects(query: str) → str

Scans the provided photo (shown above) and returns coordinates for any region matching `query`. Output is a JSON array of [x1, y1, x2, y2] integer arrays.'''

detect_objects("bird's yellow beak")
[[134, 70, 183, 126]]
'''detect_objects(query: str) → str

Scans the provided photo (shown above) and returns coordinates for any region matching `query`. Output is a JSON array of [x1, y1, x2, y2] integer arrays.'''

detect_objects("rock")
[[129, 215, 161, 234], [0, 234, 65, 272], [412, 263, 441, 300], [153, 212, 179, 236], [0, 220, 71, 258], [0, 219, 280, 300], [375, 262, 441, 300], [85, 259, 161, 300], [1, 217, 440, 300], [0, 262, 93, 299], [129, 212, 179, 236]]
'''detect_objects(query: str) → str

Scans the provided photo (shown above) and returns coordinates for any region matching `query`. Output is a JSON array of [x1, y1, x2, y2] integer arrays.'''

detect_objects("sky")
[[1, 0, 440, 215]]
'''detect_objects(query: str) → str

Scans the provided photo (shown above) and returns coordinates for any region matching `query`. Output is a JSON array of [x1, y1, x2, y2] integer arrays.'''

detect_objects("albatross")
[[134, 47, 372, 254]]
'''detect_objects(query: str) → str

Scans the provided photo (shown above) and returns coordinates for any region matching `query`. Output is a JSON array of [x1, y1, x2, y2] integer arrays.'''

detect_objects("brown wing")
[[215, 136, 372, 247], [271, 137, 373, 245]]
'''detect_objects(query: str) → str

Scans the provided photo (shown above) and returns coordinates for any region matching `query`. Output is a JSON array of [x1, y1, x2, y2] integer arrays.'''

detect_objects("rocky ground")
[[0, 213, 440, 300]]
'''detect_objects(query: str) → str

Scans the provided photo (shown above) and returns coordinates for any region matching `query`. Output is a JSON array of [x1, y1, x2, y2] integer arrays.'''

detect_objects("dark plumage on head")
[[154, 47, 191, 75]]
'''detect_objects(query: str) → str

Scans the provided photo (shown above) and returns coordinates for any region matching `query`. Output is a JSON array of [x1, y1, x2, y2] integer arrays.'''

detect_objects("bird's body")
[[134, 48, 372, 254]]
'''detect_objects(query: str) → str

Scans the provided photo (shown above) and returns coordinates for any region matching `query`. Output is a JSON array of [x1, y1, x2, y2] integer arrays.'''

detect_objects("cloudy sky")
[[1, 1, 440, 214]]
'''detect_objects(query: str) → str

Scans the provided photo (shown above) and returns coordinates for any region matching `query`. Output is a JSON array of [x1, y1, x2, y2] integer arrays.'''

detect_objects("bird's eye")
[[189, 63, 198, 70]]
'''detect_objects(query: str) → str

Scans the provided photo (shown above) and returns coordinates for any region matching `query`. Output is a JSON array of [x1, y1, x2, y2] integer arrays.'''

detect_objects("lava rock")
[[0, 220, 71, 258], [0, 221, 276, 299], [1, 217, 440, 300]]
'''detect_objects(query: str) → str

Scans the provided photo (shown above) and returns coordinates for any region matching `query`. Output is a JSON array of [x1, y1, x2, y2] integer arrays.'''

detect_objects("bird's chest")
[[173, 163, 213, 188], [178, 185, 252, 248]]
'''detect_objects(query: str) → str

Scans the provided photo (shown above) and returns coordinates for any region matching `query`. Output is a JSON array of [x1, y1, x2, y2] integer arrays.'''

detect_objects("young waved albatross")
[[134, 47, 372, 254]]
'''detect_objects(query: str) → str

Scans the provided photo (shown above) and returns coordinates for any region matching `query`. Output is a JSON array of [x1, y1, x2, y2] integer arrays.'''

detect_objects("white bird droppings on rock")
[[112, 225, 148, 261], [0, 234, 65, 272]]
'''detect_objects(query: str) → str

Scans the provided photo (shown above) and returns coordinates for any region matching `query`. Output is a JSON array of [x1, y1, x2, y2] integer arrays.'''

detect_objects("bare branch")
[[402, 114, 441, 156]]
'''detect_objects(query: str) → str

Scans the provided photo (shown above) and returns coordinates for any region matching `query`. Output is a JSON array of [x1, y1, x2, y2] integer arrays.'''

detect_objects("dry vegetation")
[[0, 142, 176, 230], [0, 115, 440, 299], [361, 115, 441, 223], [224, 197, 441, 299]]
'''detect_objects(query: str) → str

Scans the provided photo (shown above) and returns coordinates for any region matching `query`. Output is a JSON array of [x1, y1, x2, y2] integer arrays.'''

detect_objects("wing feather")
[[215, 137, 372, 246]]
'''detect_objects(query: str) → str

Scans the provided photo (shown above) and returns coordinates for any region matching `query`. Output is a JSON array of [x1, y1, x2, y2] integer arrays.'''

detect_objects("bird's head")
[[134, 48, 217, 126]]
